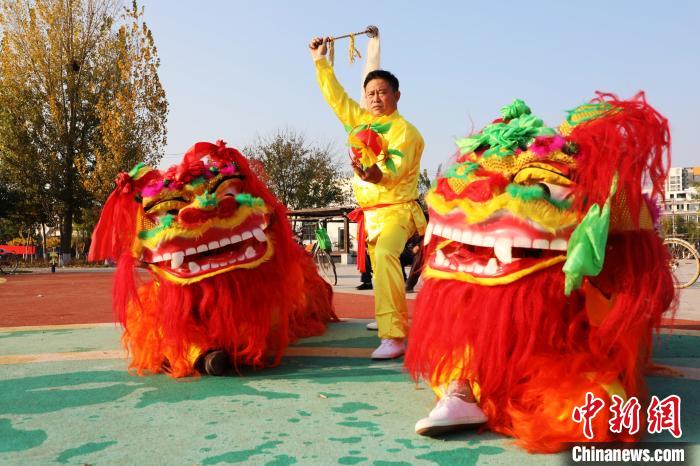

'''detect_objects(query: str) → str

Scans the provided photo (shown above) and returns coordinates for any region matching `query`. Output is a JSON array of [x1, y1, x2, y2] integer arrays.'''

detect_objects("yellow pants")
[[368, 220, 415, 339]]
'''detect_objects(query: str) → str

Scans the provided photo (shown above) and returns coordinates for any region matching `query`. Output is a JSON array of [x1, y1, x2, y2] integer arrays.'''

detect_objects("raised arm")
[[309, 36, 367, 128]]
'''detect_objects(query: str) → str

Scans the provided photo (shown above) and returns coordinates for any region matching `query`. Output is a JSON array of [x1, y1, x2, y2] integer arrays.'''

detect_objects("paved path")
[[0, 265, 698, 464]]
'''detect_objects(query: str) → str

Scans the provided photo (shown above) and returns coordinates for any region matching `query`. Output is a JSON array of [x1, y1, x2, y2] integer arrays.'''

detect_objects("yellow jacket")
[[315, 58, 427, 240]]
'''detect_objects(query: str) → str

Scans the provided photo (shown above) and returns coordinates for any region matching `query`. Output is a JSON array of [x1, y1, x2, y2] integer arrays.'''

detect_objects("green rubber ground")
[[1, 322, 698, 465]]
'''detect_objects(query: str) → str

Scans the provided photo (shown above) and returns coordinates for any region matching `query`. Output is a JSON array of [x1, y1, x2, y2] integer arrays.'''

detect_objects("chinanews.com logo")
[[568, 443, 688, 464], [565, 392, 690, 464]]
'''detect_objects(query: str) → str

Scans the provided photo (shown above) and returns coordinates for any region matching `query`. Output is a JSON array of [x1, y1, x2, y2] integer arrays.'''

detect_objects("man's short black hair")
[[363, 70, 399, 92]]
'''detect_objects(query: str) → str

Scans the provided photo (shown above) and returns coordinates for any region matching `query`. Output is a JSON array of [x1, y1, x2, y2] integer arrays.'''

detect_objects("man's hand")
[[352, 159, 383, 184], [309, 36, 330, 61]]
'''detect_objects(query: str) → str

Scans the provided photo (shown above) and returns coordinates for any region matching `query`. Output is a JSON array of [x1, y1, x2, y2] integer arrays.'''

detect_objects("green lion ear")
[[564, 102, 614, 128], [128, 162, 153, 180], [562, 174, 618, 295]]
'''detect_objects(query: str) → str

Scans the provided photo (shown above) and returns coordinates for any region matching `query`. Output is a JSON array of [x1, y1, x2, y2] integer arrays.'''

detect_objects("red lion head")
[[405, 94, 676, 452], [89, 141, 336, 377]]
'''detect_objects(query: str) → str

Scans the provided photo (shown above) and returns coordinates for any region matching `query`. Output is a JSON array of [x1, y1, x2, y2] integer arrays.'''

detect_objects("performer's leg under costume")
[[368, 220, 415, 339]]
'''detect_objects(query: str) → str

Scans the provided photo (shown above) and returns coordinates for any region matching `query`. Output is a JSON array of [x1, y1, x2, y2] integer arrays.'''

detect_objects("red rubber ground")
[[0, 272, 418, 327]]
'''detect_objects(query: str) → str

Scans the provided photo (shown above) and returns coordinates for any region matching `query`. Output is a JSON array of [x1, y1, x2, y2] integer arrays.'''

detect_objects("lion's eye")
[[538, 182, 572, 202], [215, 178, 242, 198], [145, 199, 187, 216]]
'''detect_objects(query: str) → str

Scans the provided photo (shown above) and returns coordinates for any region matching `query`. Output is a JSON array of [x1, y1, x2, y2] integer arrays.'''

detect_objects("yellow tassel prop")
[[324, 25, 377, 67]]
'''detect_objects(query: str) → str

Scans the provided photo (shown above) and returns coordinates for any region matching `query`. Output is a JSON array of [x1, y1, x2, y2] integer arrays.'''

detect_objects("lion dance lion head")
[[89, 140, 336, 377], [405, 94, 676, 452]]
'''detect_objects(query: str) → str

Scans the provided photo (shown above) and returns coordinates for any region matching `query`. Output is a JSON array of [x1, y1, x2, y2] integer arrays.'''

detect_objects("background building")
[[662, 166, 700, 224]]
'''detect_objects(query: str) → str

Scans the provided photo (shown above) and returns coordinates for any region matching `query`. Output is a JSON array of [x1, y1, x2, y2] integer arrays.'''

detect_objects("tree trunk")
[[41, 223, 47, 259], [61, 208, 73, 265]]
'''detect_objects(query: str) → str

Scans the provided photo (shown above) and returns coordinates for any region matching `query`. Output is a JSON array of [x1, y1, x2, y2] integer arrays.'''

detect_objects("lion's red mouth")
[[140, 214, 272, 279], [425, 212, 572, 280]]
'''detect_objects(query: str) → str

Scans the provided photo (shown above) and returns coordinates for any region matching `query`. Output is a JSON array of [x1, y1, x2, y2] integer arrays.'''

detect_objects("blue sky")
[[140, 0, 699, 173]]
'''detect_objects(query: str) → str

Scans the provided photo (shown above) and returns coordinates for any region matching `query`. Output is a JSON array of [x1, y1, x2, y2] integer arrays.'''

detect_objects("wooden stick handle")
[[330, 25, 378, 41]]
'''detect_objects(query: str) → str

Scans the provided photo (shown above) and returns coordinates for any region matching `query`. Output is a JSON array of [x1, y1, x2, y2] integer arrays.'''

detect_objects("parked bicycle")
[[295, 220, 337, 286], [312, 221, 337, 286], [0, 248, 19, 274], [663, 237, 700, 288]]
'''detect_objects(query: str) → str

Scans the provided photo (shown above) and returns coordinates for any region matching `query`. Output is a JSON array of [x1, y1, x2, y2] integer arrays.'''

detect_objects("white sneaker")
[[415, 394, 487, 436], [366, 321, 378, 331], [371, 338, 405, 360]]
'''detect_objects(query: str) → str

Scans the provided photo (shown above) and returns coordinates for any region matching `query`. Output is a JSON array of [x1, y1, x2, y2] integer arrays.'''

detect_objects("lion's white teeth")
[[550, 238, 568, 251], [436, 249, 446, 263], [513, 237, 532, 248], [241, 231, 253, 241], [170, 251, 185, 269], [532, 239, 550, 249], [494, 238, 513, 264], [442, 226, 453, 240], [458, 263, 474, 273], [450, 228, 463, 242], [423, 224, 434, 245], [188, 261, 200, 273], [253, 228, 267, 242], [460, 229, 472, 244], [208, 240, 220, 251], [245, 246, 255, 259], [484, 258, 498, 275]]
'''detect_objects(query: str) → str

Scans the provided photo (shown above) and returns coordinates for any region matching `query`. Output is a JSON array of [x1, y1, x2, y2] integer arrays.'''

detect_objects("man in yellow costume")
[[309, 36, 426, 359]]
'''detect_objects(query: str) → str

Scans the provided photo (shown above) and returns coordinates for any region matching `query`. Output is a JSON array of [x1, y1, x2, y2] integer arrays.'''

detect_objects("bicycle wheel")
[[314, 249, 337, 286], [663, 238, 700, 289], [0, 253, 18, 274]]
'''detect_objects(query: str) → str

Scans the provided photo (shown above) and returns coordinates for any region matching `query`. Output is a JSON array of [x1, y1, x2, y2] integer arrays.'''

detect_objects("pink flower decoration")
[[530, 135, 565, 158], [140, 180, 165, 198], [219, 163, 237, 176]]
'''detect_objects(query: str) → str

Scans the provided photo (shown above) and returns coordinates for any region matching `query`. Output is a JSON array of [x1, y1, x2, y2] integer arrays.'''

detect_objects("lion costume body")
[[404, 94, 676, 452], [89, 141, 336, 378]]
